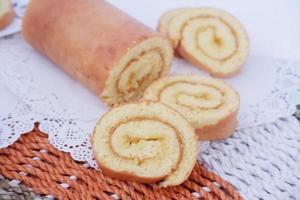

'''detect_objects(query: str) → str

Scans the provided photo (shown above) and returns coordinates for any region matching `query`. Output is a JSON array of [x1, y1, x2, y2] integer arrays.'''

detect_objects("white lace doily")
[[0, 34, 300, 168]]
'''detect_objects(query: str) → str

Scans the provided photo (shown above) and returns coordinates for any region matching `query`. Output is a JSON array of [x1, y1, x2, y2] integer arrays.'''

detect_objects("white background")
[[108, 0, 300, 60]]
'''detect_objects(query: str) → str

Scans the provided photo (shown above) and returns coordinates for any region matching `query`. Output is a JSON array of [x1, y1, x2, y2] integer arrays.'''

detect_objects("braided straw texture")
[[0, 125, 243, 200]]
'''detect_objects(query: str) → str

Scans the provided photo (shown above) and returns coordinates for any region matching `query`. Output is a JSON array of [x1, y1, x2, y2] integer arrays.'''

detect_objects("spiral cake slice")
[[144, 75, 240, 140], [92, 101, 197, 187], [158, 8, 249, 77], [101, 37, 173, 106]]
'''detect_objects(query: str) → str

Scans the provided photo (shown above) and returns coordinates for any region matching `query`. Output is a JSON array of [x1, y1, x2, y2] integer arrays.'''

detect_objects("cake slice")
[[144, 75, 240, 140], [158, 8, 249, 77], [91, 101, 197, 187]]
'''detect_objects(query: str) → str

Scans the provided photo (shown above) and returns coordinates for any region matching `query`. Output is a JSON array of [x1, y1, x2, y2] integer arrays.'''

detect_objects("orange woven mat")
[[0, 126, 243, 200]]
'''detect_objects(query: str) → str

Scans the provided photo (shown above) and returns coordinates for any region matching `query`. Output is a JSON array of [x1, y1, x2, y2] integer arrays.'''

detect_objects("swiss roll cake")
[[144, 75, 240, 140], [91, 101, 197, 187], [158, 8, 249, 77], [22, 0, 173, 106]]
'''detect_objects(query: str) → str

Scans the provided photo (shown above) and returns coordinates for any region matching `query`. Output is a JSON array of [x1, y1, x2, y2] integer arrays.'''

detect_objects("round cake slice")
[[91, 101, 197, 187], [0, 0, 14, 30], [158, 8, 249, 77], [144, 75, 240, 140]]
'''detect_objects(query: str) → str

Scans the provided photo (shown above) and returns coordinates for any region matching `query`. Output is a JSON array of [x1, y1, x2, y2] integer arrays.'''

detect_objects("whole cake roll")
[[22, 0, 173, 106], [92, 101, 197, 187], [144, 75, 240, 140], [158, 8, 249, 77]]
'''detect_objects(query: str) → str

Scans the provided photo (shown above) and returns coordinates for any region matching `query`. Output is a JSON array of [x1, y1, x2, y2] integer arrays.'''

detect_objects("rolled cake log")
[[91, 101, 197, 187], [22, 0, 173, 106], [0, 0, 14, 30], [144, 75, 240, 140], [158, 8, 249, 77]]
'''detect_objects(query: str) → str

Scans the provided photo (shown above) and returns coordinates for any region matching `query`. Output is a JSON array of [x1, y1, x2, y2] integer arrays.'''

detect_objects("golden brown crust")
[[0, 0, 14, 30], [196, 111, 237, 140], [22, 0, 160, 95]]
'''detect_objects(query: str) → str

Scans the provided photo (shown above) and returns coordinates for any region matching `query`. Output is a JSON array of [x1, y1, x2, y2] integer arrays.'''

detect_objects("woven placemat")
[[0, 124, 243, 200]]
